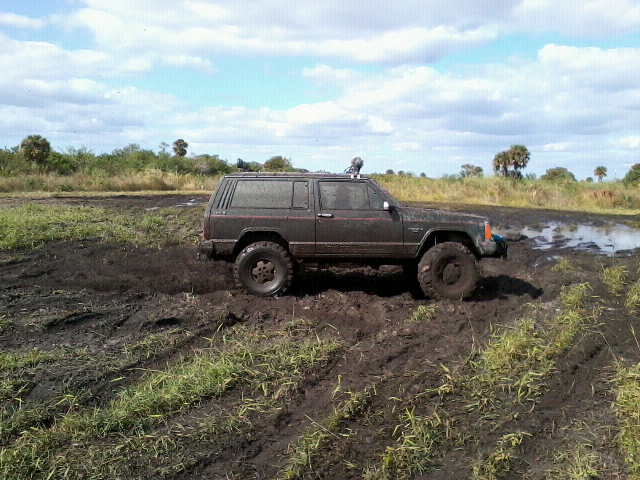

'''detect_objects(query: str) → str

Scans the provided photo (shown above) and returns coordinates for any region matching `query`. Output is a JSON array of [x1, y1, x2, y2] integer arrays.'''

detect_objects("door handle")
[[317, 213, 333, 218]]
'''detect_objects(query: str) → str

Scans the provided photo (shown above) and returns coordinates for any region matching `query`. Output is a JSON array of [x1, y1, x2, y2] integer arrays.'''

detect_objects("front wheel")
[[234, 242, 294, 296], [418, 242, 479, 299]]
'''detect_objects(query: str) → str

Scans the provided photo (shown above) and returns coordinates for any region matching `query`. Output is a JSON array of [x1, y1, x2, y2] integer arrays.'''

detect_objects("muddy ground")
[[1, 194, 639, 479]]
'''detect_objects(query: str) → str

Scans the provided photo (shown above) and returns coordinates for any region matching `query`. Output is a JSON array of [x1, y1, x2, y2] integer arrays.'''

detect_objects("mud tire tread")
[[418, 242, 480, 299], [234, 241, 294, 296]]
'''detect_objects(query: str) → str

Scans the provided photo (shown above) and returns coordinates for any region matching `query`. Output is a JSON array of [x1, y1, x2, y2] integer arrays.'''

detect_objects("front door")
[[315, 180, 403, 257]]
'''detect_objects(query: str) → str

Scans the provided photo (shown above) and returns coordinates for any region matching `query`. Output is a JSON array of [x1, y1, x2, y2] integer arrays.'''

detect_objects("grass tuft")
[[546, 444, 600, 480], [612, 361, 640, 478], [551, 257, 572, 273], [281, 387, 372, 479], [471, 432, 529, 480], [409, 305, 438, 323], [364, 409, 453, 480], [625, 282, 640, 313], [601, 264, 628, 296]]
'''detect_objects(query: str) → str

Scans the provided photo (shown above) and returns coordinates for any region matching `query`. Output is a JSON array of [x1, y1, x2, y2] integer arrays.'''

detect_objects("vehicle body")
[[200, 173, 507, 298]]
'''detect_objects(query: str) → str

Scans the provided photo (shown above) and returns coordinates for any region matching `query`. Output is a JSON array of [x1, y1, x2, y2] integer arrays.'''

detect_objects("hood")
[[402, 206, 488, 224]]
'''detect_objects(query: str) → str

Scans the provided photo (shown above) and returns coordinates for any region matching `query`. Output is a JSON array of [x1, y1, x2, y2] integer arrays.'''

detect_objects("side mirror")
[[383, 201, 390, 211]]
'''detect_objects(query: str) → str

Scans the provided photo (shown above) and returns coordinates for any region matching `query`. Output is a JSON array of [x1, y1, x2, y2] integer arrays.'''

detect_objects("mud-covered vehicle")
[[200, 173, 507, 298]]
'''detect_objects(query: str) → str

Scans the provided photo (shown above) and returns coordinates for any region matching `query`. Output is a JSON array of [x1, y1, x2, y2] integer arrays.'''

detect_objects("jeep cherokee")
[[200, 173, 507, 298]]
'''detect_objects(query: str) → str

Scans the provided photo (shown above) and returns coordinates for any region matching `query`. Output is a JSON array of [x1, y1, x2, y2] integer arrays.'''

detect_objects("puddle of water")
[[144, 200, 200, 211], [520, 222, 640, 255], [175, 199, 199, 208]]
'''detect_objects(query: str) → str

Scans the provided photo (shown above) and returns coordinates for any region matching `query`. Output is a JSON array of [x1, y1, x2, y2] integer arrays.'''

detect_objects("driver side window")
[[319, 182, 376, 210]]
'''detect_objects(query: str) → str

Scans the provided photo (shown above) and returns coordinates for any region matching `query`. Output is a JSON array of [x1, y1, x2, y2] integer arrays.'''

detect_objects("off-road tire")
[[418, 242, 480, 299], [234, 241, 294, 296]]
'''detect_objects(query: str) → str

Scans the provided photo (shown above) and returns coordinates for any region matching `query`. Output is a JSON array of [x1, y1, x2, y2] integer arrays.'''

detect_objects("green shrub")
[[540, 167, 577, 183], [195, 154, 233, 175], [45, 152, 78, 175], [154, 155, 197, 174], [623, 164, 640, 186]]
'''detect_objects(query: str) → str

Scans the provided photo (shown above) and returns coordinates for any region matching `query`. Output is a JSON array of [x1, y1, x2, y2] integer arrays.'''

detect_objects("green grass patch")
[[0, 203, 197, 250], [546, 444, 600, 480], [471, 432, 529, 480], [0, 349, 60, 372], [0, 322, 341, 480], [121, 328, 186, 359], [465, 284, 590, 404], [281, 387, 372, 479], [364, 409, 454, 480], [612, 361, 640, 479], [366, 284, 592, 478]]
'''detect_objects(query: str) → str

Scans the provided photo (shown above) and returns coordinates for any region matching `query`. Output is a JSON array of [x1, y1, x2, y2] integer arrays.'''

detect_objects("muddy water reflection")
[[520, 222, 639, 255]]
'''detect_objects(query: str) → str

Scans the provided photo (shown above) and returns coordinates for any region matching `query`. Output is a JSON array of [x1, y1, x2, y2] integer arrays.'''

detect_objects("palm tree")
[[172, 139, 188, 157], [507, 145, 530, 172], [493, 145, 530, 177], [492, 151, 510, 177], [19, 134, 51, 165], [594, 166, 607, 182]]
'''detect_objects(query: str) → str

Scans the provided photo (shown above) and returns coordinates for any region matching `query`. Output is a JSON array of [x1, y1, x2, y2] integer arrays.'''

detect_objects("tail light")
[[202, 217, 209, 239], [484, 222, 491, 241]]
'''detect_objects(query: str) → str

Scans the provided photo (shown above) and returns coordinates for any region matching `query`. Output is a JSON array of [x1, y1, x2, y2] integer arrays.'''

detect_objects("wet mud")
[[1, 194, 639, 479]]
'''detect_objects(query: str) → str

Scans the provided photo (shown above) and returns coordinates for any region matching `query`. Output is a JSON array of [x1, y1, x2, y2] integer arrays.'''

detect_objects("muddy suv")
[[200, 173, 507, 297]]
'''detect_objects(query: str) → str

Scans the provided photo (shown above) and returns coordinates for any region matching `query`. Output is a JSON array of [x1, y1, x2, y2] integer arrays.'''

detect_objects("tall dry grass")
[[0, 170, 638, 214], [375, 175, 640, 214], [0, 170, 222, 193]]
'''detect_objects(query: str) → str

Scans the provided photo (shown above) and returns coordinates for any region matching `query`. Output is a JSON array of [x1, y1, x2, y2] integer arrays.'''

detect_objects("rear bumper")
[[199, 239, 215, 257]]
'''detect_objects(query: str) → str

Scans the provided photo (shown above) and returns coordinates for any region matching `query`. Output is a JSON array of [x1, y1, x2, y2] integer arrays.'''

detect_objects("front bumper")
[[480, 234, 508, 259]]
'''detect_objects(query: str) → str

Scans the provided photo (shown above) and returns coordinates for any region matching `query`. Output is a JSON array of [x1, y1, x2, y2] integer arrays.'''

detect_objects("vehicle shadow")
[[292, 267, 410, 298], [291, 268, 542, 301], [471, 275, 543, 301]]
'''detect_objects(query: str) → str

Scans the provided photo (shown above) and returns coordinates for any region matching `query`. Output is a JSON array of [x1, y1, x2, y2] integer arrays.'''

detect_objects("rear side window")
[[229, 180, 306, 209], [292, 181, 309, 209]]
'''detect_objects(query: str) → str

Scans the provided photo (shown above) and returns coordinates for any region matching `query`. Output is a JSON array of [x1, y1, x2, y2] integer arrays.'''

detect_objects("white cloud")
[[301, 65, 363, 87], [162, 54, 216, 73], [0, 12, 45, 29], [614, 136, 640, 148], [2, 1, 640, 178], [541, 142, 575, 152], [367, 116, 394, 134], [512, 0, 640, 36]]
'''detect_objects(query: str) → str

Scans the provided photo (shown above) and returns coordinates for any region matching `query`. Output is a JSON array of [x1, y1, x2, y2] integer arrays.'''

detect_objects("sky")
[[1, 1, 640, 179]]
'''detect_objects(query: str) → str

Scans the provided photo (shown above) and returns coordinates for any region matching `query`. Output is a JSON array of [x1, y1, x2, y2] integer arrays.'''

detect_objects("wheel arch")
[[417, 230, 480, 259], [233, 230, 290, 259]]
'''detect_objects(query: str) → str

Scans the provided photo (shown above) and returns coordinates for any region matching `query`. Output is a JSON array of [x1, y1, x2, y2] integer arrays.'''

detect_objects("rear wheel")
[[418, 242, 479, 299], [234, 241, 294, 296]]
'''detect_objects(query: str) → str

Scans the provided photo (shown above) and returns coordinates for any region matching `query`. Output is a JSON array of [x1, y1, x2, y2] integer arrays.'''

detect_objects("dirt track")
[[1, 194, 639, 479]]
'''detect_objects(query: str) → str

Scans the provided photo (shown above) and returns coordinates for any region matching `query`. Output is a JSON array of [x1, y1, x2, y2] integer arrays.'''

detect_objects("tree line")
[[2, 135, 639, 185], [0, 135, 299, 176]]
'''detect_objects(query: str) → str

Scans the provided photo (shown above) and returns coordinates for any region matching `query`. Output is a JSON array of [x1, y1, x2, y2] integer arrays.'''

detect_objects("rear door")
[[315, 179, 403, 257]]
